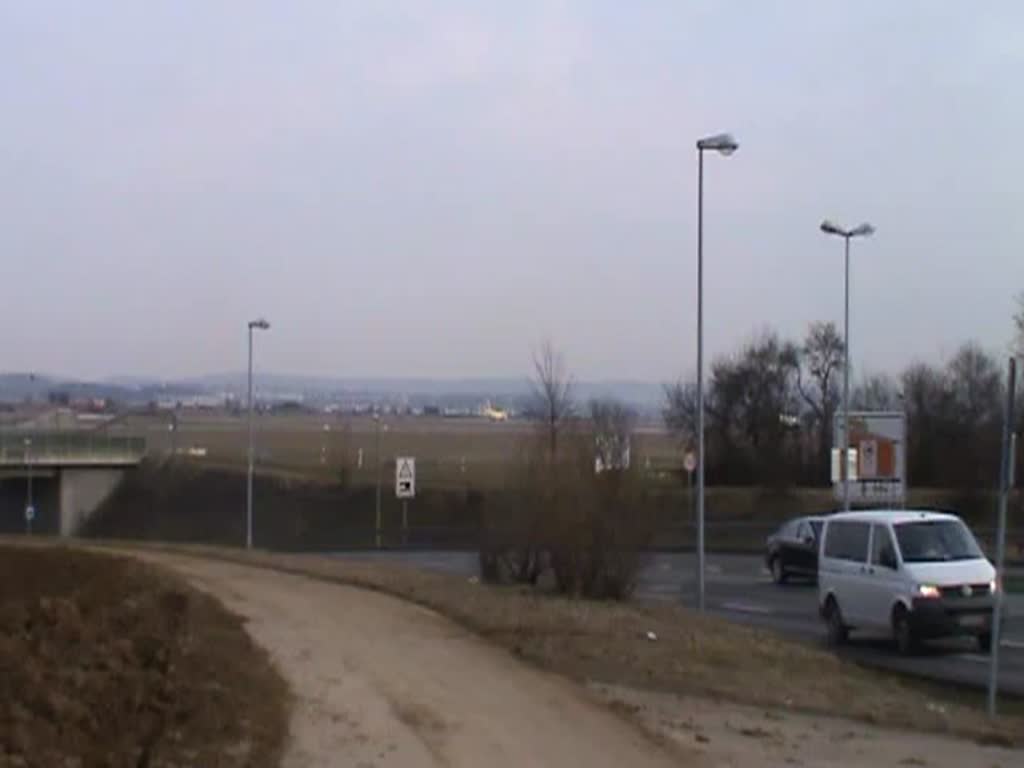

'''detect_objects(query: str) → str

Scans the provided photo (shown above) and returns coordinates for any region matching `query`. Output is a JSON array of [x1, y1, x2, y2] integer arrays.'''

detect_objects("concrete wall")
[[59, 468, 124, 536]]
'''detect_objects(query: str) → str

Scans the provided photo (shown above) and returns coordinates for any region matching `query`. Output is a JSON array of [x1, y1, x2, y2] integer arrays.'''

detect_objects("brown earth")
[[87, 543, 1024, 746], [0, 545, 288, 768], [99, 545, 1024, 767]]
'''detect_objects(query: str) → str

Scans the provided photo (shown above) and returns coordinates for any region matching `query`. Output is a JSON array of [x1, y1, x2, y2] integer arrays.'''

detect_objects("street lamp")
[[247, 317, 271, 550], [373, 412, 387, 549], [694, 132, 739, 613], [24, 437, 33, 535], [820, 219, 875, 512]]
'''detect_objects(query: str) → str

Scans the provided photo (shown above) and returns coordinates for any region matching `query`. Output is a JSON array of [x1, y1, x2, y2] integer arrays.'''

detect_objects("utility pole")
[[988, 357, 1016, 716], [24, 437, 33, 535], [246, 318, 270, 549], [374, 413, 383, 549]]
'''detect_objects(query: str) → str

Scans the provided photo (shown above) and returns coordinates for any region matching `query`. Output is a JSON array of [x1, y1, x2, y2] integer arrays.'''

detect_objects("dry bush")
[[480, 424, 652, 600], [479, 433, 550, 585]]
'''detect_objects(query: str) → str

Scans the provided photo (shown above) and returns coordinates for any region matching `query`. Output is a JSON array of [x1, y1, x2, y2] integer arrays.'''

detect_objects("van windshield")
[[894, 520, 984, 563]]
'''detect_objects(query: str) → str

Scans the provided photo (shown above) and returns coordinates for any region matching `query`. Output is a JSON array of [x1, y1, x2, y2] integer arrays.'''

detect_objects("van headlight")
[[990, 579, 999, 595], [917, 584, 941, 598]]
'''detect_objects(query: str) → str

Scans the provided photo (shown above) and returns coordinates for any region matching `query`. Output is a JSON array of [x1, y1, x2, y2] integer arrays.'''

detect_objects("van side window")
[[824, 521, 870, 562], [871, 525, 898, 569]]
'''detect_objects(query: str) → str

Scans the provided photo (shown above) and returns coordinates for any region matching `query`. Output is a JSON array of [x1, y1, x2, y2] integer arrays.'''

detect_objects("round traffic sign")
[[684, 452, 697, 473]]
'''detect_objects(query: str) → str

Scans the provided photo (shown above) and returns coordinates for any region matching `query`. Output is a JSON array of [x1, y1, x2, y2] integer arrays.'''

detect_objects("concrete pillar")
[[59, 468, 124, 536]]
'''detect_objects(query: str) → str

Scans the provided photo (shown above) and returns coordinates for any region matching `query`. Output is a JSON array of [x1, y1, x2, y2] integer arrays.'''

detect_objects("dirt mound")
[[0, 545, 288, 767]]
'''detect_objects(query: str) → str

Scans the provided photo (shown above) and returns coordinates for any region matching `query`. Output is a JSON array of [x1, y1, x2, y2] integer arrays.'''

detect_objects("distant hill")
[[0, 373, 202, 404], [1, 371, 667, 409]]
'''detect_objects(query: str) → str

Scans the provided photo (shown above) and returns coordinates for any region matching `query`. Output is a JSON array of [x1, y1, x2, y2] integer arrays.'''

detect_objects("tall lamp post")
[[820, 220, 874, 512], [373, 413, 386, 549], [694, 132, 738, 613], [24, 437, 33, 535], [247, 317, 271, 549]]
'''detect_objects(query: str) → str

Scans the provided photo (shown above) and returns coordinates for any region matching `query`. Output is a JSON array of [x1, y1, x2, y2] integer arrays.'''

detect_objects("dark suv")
[[766, 516, 825, 583]]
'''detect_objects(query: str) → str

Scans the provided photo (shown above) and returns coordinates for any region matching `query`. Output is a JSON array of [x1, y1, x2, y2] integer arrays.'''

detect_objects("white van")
[[818, 510, 999, 654]]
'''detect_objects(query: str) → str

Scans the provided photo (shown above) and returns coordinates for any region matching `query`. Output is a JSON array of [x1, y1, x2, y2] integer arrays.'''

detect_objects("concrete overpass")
[[0, 431, 145, 536]]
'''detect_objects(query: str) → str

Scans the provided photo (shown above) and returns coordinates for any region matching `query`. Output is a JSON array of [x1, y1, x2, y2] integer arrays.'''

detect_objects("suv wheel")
[[770, 557, 787, 585], [893, 606, 919, 656], [824, 597, 848, 646]]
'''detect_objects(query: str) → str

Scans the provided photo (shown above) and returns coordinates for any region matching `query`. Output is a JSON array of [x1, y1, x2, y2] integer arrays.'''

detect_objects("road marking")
[[1003, 639, 1024, 650], [707, 564, 723, 575], [720, 601, 774, 615], [956, 653, 991, 665]]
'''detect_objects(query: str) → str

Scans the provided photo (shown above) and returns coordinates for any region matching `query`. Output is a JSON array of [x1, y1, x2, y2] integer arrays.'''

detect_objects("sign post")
[[25, 505, 35, 536], [988, 357, 1016, 717], [683, 450, 697, 548], [395, 457, 416, 547]]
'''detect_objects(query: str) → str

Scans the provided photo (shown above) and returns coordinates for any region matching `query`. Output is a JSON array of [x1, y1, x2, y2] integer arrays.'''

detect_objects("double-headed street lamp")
[[247, 317, 271, 550], [820, 220, 875, 512], [695, 132, 738, 612]]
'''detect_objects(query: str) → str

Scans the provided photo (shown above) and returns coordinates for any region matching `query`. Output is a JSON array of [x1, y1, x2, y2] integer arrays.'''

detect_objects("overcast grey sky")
[[2, 2, 1022, 382]]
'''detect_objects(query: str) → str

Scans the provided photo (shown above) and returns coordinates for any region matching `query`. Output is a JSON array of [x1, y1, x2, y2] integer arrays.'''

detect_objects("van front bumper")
[[910, 596, 995, 638]]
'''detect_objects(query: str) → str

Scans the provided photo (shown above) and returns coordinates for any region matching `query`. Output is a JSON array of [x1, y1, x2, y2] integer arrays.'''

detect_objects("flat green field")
[[118, 412, 681, 489]]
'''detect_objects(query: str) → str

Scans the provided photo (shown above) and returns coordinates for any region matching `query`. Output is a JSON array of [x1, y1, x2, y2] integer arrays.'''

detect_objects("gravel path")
[[130, 551, 693, 767]]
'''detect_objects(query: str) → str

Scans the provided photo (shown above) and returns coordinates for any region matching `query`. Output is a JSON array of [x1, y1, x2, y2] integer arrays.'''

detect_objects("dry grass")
[[77, 540, 1024, 747], [0, 544, 289, 767]]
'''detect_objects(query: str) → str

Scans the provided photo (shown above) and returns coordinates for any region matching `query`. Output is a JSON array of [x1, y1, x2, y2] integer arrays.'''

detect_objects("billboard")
[[832, 411, 906, 504]]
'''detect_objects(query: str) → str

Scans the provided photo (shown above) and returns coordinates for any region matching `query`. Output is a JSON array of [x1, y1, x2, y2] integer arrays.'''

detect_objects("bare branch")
[[530, 340, 575, 459]]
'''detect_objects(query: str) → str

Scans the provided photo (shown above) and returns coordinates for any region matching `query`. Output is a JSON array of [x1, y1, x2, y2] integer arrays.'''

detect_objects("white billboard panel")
[[832, 411, 906, 504]]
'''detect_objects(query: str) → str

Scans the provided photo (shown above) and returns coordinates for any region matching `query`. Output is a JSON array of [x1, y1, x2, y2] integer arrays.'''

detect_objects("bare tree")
[[851, 373, 901, 410], [797, 321, 845, 472], [663, 380, 697, 448], [531, 340, 575, 459], [1014, 292, 1024, 357]]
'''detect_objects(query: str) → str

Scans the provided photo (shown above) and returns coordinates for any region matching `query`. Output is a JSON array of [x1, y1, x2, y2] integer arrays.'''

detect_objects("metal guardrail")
[[0, 431, 146, 466]]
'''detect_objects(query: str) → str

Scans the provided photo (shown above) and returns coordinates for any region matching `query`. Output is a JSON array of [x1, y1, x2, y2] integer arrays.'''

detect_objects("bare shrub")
[[479, 399, 652, 600]]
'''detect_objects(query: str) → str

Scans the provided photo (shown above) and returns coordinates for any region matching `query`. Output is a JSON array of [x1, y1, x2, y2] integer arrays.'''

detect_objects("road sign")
[[25, 505, 35, 522], [395, 456, 415, 499], [594, 435, 631, 474], [833, 411, 906, 504], [683, 451, 697, 474]]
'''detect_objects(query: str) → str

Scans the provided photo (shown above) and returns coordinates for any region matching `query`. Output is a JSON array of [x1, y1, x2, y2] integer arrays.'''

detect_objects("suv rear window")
[[823, 521, 870, 562]]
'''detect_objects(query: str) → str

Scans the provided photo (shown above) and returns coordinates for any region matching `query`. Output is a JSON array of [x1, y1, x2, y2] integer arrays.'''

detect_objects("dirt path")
[[125, 551, 694, 768], [120, 549, 1023, 768], [593, 684, 1023, 768]]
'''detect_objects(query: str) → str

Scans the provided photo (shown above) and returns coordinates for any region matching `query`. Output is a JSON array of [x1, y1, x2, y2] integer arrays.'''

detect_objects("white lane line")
[[720, 601, 775, 615], [1003, 639, 1024, 650], [956, 653, 991, 665]]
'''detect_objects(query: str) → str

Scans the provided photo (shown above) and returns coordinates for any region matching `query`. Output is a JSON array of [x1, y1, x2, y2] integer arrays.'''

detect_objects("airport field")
[[93, 410, 1023, 556], [118, 411, 681, 488]]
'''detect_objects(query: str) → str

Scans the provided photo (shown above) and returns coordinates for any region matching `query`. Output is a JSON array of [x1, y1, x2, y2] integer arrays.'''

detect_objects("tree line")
[[664, 322, 1015, 490]]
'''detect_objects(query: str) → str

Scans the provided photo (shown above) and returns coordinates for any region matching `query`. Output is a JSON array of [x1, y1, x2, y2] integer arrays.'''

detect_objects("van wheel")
[[824, 597, 848, 646], [893, 606, 919, 656], [978, 632, 993, 654], [770, 557, 787, 585]]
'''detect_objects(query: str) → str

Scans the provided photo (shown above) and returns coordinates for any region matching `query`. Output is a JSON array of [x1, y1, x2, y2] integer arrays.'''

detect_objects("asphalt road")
[[337, 550, 1024, 696]]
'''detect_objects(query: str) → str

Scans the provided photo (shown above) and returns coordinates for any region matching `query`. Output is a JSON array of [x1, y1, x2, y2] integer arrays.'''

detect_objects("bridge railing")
[[0, 431, 147, 465]]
